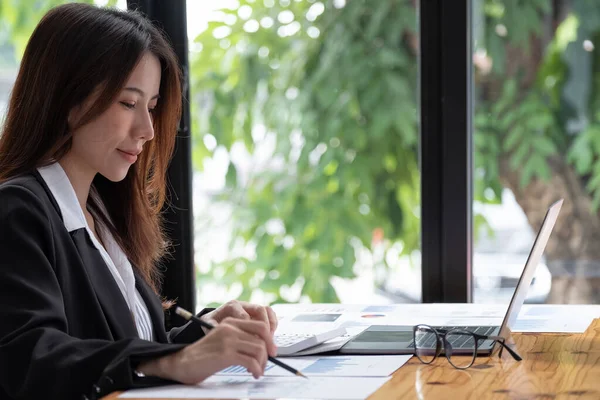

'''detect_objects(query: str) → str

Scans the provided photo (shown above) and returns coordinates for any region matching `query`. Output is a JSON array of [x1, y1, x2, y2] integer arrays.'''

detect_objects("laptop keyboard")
[[412, 326, 497, 349]]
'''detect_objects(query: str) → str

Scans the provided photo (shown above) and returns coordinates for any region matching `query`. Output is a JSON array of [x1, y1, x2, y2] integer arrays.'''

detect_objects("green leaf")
[[525, 113, 554, 131], [520, 153, 550, 187], [533, 136, 557, 156], [492, 79, 518, 116], [503, 125, 524, 151], [323, 160, 339, 176], [366, 1, 391, 40], [568, 127, 597, 174], [379, 48, 407, 68], [225, 162, 238, 187], [385, 73, 410, 97], [509, 141, 531, 171], [498, 109, 519, 131]]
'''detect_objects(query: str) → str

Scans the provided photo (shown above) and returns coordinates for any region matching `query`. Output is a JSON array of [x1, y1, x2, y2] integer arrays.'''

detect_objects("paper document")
[[118, 376, 391, 399], [288, 355, 410, 376], [217, 355, 411, 377], [512, 318, 590, 333], [511, 305, 599, 333]]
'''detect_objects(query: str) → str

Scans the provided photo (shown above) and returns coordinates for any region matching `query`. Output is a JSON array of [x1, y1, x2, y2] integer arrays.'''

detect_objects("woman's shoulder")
[[0, 172, 53, 213], [0, 171, 39, 188]]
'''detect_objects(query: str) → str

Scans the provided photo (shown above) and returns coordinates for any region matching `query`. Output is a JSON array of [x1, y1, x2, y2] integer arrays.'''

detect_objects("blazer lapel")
[[70, 229, 139, 339], [134, 269, 169, 343], [33, 169, 163, 342]]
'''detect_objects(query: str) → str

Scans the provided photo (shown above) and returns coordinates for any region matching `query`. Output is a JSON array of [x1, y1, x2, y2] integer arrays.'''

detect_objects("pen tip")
[[297, 371, 309, 379]]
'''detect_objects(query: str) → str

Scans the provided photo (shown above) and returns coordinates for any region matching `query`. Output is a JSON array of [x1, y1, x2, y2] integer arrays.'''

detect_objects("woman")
[[0, 4, 277, 400]]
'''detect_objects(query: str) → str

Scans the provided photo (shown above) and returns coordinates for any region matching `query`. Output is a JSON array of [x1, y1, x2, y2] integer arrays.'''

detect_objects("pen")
[[174, 306, 308, 379]]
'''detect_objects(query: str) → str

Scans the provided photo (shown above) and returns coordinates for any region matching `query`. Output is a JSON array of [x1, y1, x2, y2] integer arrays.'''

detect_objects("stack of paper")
[[119, 376, 393, 399], [119, 355, 411, 399]]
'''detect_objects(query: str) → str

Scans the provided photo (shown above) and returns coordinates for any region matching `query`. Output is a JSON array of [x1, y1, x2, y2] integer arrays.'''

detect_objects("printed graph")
[[301, 357, 358, 374], [221, 363, 276, 374]]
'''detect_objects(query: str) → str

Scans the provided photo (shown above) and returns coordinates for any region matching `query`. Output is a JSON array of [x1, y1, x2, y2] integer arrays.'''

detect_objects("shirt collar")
[[37, 162, 87, 232]]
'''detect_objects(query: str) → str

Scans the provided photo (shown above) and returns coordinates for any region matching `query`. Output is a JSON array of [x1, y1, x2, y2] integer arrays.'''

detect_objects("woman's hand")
[[201, 300, 278, 335], [137, 317, 276, 383]]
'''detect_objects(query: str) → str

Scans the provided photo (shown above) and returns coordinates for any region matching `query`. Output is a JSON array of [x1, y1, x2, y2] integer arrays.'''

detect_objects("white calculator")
[[274, 326, 346, 356]]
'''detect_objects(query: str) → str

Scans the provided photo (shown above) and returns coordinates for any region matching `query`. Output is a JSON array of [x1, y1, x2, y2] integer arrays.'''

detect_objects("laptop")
[[340, 199, 563, 355]]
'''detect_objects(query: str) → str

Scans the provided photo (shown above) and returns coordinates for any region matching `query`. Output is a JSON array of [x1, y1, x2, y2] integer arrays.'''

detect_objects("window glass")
[[472, 0, 600, 304], [188, 0, 422, 307]]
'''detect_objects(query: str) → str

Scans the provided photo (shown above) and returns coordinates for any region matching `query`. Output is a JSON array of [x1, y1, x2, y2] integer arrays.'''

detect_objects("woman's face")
[[67, 52, 161, 182]]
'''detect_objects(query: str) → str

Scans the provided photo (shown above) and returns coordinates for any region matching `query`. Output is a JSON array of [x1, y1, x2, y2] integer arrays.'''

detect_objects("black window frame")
[[420, 0, 473, 303]]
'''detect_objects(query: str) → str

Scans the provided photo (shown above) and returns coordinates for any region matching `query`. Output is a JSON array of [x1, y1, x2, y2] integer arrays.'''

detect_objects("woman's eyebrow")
[[123, 86, 160, 100]]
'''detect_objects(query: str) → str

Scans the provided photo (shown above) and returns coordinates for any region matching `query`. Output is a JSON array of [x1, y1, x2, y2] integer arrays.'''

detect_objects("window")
[[472, 0, 600, 304], [188, 0, 422, 307]]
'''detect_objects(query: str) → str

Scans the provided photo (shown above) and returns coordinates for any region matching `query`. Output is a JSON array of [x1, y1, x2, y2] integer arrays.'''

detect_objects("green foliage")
[[189, 0, 600, 302], [475, 78, 559, 189], [482, 0, 551, 75], [475, 0, 563, 194], [568, 119, 600, 210], [477, 0, 600, 203], [0, 0, 104, 61], [191, 0, 418, 302]]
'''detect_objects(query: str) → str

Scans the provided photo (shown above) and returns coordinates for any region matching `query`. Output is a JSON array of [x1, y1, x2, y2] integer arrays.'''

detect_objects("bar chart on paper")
[[220, 364, 277, 374], [217, 355, 411, 377], [299, 356, 411, 376], [119, 376, 392, 399], [302, 357, 358, 374]]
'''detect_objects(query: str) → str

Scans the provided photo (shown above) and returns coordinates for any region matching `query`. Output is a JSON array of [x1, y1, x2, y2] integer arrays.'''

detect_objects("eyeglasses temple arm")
[[487, 335, 522, 361]]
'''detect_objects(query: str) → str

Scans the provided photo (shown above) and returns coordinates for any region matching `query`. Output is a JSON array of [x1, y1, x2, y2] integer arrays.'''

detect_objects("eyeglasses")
[[413, 324, 522, 369]]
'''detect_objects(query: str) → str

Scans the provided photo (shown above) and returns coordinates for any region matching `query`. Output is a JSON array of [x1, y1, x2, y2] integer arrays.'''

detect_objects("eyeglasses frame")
[[412, 324, 523, 369]]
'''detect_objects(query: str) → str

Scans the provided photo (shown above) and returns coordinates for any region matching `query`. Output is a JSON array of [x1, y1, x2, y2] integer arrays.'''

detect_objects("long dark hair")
[[0, 3, 182, 309]]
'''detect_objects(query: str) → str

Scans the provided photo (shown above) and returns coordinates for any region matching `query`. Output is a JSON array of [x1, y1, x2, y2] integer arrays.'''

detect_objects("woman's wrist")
[[136, 351, 180, 381]]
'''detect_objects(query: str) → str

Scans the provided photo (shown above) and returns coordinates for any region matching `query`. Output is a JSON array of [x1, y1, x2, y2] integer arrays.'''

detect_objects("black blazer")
[[0, 172, 210, 400]]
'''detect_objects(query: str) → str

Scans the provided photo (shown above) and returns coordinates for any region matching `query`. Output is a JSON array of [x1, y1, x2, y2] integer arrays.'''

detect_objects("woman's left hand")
[[200, 300, 279, 335]]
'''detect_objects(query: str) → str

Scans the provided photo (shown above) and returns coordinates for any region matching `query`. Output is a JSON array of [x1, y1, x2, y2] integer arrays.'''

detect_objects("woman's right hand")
[[137, 317, 277, 384]]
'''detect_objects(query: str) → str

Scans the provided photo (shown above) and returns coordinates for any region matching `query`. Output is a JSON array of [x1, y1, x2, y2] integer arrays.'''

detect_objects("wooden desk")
[[372, 318, 600, 399], [104, 319, 600, 400]]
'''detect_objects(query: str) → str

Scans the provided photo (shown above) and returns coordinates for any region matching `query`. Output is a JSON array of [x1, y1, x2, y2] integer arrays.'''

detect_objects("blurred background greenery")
[[190, 0, 600, 305], [1, 0, 599, 306]]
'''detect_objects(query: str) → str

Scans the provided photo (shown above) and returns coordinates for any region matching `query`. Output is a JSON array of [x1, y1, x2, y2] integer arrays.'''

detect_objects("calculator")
[[274, 326, 347, 356]]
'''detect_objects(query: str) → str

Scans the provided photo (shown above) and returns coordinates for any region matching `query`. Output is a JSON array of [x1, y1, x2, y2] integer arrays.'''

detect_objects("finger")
[[200, 317, 218, 334], [229, 353, 264, 379], [223, 318, 270, 341], [225, 318, 277, 356], [243, 304, 270, 326], [224, 301, 251, 320], [210, 325, 266, 379], [265, 306, 278, 334], [236, 338, 269, 372]]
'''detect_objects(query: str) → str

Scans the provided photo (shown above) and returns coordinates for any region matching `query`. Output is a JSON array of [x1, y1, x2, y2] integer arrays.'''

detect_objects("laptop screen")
[[499, 199, 563, 337]]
